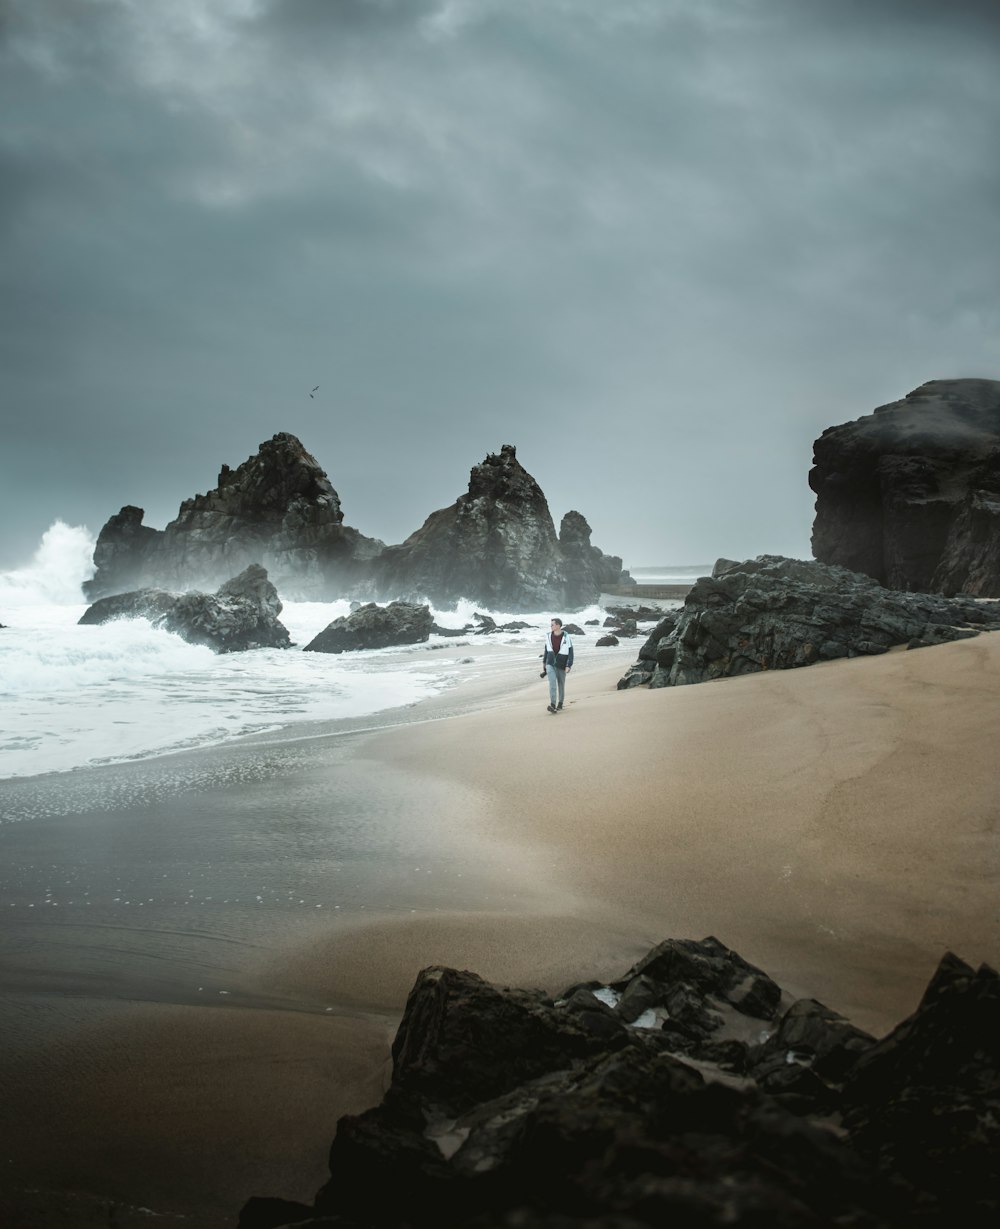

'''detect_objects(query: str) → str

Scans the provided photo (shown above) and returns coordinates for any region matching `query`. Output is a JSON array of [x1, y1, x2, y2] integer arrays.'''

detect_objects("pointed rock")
[[371, 445, 626, 610], [84, 433, 383, 600]]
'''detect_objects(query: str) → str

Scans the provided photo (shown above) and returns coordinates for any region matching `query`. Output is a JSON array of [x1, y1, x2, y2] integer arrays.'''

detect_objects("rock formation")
[[558, 510, 628, 608], [79, 564, 291, 653], [617, 555, 1000, 689], [303, 601, 433, 653], [84, 437, 629, 611], [239, 937, 999, 1229], [84, 505, 161, 599], [810, 378, 1000, 596], [370, 445, 629, 610], [83, 433, 383, 601]]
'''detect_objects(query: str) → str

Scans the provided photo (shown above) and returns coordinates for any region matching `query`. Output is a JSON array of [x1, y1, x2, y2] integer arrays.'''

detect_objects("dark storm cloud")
[[2, 0, 999, 573]]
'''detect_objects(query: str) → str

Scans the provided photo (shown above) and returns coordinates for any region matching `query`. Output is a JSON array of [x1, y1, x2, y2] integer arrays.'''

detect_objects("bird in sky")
[[309, 385, 319, 398]]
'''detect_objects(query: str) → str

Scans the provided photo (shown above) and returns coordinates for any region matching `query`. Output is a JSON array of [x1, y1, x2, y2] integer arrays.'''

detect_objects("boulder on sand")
[[303, 601, 433, 654], [240, 937, 1000, 1229], [618, 554, 1000, 689]]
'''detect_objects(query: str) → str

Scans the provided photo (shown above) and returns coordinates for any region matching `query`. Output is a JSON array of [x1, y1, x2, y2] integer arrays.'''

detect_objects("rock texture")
[[558, 510, 628, 608], [84, 505, 161, 599], [810, 378, 1000, 596], [85, 438, 629, 611], [239, 937, 999, 1229], [370, 445, 628, 610], [617, 554, 1000, 689], [83, 433, 383, 601], [303, 602, 433, 653], [79, 565, 291, 653]]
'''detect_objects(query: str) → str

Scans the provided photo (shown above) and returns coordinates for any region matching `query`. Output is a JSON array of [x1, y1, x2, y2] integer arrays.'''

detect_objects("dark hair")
[[551, 617, 563, 627]]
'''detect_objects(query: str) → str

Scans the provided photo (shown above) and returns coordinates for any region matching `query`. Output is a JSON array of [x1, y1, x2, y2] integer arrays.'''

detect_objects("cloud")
[[1, 0, 999, 572]]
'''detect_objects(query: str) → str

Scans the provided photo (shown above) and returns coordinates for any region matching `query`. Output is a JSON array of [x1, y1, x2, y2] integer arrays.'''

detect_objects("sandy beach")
[[2, 633, 999, 1225]]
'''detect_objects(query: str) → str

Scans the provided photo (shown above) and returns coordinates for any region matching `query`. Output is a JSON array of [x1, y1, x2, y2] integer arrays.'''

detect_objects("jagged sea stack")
[[84, 433, 383, 600], [810, 379, 1000, 596], [559, 509, 628, 609], [370, 444, 626, 610]]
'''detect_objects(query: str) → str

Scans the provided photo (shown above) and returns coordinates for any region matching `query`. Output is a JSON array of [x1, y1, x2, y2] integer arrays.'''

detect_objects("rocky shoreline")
[[78, 563, 291, 652], [618, 554, 1000, 689], [240, 936, 999, 1228]]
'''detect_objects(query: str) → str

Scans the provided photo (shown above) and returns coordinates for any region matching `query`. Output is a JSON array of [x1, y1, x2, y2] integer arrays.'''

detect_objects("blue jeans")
[[546, 663, 566, 707]]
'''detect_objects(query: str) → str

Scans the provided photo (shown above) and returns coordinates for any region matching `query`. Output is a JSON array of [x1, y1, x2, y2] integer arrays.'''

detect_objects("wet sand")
[[2, 633, 999, 1224]]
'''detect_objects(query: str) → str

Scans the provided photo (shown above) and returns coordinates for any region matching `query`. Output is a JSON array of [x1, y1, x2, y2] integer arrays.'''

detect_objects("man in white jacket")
[[541, 617, 574, 713]]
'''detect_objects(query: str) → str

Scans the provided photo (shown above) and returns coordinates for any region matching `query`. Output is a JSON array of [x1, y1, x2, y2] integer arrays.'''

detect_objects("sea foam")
[[0, 522, 645, 784], [0, 521, 96, 608]]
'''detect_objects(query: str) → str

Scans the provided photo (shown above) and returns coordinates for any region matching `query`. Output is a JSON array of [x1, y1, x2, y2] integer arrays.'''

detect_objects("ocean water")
[[629, 564, 713, 585], [0, 522, 628, 784]]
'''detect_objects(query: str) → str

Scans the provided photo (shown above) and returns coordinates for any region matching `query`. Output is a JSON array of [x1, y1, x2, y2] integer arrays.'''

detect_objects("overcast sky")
[[2, 0, 999, 573]]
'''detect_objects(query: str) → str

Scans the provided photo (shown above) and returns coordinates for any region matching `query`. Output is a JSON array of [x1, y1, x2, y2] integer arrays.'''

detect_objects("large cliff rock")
[[83, 433, 383, 601], [617, 555, 1000, 689], [559, 510, 628, 608], [810, 378, 1000, 596], [79, 564, 291, 652], [370, 445, 627, 610], [239, 938, 1000, 1229]]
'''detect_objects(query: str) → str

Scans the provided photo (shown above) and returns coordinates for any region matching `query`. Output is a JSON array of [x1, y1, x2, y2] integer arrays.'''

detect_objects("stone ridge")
[[617, 554, 1000, 689], [238, 937, 1000, 1228], [810, 378, 1000, 595]]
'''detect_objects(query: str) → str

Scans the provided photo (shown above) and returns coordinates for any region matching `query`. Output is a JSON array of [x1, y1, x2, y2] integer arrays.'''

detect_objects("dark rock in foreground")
[[84, 433, 383, 601], [370, 445, 628, 610], [810, 378, 1000, 596], [79, 564, 291, 653], [239, 936, 999, 1229], [303, 601, 433, 653], [618, 554, 1000, 689]]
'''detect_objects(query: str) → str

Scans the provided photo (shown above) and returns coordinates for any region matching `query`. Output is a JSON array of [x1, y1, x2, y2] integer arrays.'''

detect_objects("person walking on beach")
[[541, 617, 574, 713]]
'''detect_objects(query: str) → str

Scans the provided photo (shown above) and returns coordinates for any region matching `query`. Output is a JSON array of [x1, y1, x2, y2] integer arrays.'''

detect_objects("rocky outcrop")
[[78, 587, 178, 626], [83, 433, 383, 601], [239, 937, 999, 1229], [303, 601, 432, 653], [617, 555, 1000, 689], [85, 438, 629, 611], [370, 445, 628, 610], [810, 378, 1000, 596], [558, 510, 629, 608], [79, 565, 290, 653], [83, 505, 162, 599]]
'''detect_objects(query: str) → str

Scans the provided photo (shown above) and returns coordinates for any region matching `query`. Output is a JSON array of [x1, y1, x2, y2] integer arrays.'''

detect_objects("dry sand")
[[2, 633, 998, 1224], [311, 631, 1000, 1038]]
